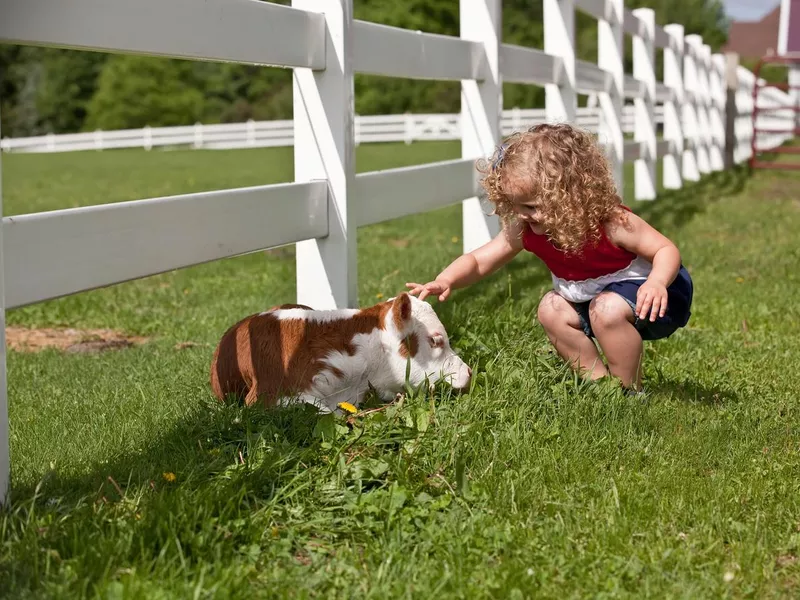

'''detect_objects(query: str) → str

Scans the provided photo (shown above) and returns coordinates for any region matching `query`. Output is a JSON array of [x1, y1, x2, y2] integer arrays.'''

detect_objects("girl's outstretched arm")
[[406, 219, 525, 301]]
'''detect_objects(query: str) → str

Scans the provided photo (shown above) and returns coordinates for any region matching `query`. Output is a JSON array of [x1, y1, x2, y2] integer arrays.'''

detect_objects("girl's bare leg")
[[588, 292, 643, 390], [537, 291, 608, 381]]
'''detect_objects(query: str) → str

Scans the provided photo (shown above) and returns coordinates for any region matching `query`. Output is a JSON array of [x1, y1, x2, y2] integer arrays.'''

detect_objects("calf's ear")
[[390, 292, 413, 334]]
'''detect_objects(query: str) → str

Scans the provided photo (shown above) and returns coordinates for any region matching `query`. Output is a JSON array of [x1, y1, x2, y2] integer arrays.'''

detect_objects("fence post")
[[292, 0, 357, 309], [633, 8, 656, 200], [791, 66, 800, 132], [663, 24, 684, 189], [682, 36, 701, 181], [688, 37, 711, 174], [246, 119, 256, 146], [701, 44, 716, 173], [724, 53, 739, 168], [193, 122, 203, 149], [710, 53, 726, 171], [598, 0, 624, 196], [544, 0, 577, 123], [404, 112, 414, 145], [460, 0, 502, 253], [739, 67, 755, 164], [0, 110, 8, 507]]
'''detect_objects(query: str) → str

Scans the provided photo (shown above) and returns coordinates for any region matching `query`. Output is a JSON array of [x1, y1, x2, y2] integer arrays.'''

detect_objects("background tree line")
[[0, 0, 728, 137]]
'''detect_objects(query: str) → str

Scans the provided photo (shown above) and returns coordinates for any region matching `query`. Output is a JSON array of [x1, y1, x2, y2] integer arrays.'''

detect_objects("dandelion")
[[162, 472, 177, 483], [376, 293, 384, 299], [338, 402, 357, 414], [723, 571, 735, 583], [451, 236, 459, 243]]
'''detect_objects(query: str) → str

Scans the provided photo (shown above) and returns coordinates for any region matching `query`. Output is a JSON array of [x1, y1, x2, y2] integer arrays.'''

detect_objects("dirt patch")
[[6, 327, 149, 354]]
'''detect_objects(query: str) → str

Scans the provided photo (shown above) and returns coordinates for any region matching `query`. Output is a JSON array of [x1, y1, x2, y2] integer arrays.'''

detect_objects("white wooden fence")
[[1, 107, 662, 153], [0, 0, 795, 504]]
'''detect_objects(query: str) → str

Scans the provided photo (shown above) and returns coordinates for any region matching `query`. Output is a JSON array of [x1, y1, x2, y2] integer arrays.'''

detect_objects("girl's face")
[[511, 198, 542, 224]]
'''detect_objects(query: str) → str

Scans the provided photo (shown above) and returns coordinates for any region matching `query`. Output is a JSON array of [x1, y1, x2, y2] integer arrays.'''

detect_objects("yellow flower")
[[338, 402, 357, 414], [376, 293, 384, 299], [162, 472, 176, 483], [451, 236, 459, 243], [735, 277, 744, 283]]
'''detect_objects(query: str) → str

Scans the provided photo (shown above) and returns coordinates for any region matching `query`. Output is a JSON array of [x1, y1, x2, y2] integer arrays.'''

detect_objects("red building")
[[722, 6, 782, 59]]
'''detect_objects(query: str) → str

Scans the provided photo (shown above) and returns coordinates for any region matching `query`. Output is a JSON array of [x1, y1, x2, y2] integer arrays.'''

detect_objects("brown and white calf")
[[210, 293, 472, 413]]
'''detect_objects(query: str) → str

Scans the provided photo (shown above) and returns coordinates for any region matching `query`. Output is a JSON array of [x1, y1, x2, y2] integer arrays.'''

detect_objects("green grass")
[[2, 143, 800, 598]]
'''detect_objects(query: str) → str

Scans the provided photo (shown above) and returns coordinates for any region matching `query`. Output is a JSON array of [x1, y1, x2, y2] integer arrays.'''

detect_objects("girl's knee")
[[537, 292, 577, 331], [588, 292, 633, 331]]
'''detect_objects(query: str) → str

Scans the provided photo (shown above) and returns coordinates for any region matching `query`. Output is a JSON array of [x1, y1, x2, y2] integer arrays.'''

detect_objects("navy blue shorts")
[[570, 266, 694, 341]]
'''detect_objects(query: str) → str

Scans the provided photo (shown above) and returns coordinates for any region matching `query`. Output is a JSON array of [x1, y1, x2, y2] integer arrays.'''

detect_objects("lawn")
[[1, 142, 799, 598]]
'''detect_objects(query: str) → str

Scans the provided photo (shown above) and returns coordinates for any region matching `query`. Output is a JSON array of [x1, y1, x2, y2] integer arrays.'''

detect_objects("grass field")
[[1, 142, 800, 598]]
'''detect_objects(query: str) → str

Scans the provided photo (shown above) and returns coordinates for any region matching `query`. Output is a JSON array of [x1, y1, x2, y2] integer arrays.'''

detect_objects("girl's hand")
[[405, 279, 452, 302], [636, 280, 668, 322]]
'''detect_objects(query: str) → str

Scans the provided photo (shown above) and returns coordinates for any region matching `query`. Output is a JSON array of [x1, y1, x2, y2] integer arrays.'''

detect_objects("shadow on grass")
[[10, 397, 330, 507], [650, 374, 740, 406], [628, 165, 749, 232], [0, 396, 353, 595]]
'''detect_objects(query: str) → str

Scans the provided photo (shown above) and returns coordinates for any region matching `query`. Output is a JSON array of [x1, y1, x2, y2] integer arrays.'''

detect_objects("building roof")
[[722, 6, 781, 58]]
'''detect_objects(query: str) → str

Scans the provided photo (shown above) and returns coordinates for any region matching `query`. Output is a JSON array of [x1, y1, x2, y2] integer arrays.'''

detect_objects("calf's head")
[[381, 293, 472, 392]]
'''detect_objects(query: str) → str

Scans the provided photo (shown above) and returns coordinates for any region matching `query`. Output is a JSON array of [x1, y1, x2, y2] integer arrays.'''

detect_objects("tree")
[[35, 49, 107, 133], [0, 45, 107, 136], [85, 55, 205, 130]]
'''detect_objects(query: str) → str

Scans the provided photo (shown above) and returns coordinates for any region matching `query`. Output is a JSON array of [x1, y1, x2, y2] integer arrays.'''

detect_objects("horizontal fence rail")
[[0, 0, 796, 505], [0, 0, 327, 69], [353, 20, 486, 81], [352, 158, 478, 227], [3, 181, 328, 309]]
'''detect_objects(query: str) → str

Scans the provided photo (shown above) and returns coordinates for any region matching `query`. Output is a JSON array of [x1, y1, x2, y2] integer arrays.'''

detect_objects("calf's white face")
[[210, 292, 472, 414], [379, 293, 472, 393]]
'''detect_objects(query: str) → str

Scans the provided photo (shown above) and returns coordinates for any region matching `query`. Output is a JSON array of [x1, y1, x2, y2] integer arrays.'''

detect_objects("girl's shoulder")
[[603, 204, 634, 228], [601, 204, 637, 245]]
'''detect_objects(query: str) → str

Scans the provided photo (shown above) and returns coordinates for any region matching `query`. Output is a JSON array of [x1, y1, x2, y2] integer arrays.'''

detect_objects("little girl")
[[405, 123, 693, 391]]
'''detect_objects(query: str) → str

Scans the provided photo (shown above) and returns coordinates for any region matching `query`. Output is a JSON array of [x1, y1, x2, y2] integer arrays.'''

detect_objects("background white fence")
[[2, 94, 796, 157], [0, 0, 796, 504], [2, 106, 663, 152]]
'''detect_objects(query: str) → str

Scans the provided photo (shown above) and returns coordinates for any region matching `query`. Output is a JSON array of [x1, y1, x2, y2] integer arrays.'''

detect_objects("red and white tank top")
[[522, 206, 652, 302]]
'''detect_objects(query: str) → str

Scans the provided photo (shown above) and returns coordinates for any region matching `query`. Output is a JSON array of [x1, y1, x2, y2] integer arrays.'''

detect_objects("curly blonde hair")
[[477, 123, 624, 255]]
